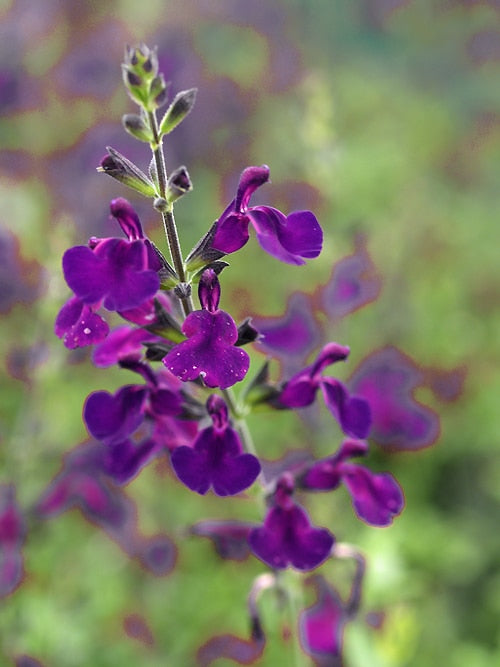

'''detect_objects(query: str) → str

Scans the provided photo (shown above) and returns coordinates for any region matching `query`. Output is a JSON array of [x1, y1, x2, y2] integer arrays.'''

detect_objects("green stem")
[[280, 570, 312, 667], [148, 109, 194, 316]]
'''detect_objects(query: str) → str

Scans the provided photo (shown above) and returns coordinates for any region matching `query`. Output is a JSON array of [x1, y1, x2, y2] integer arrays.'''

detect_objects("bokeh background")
[[1, 0, 499, 665]]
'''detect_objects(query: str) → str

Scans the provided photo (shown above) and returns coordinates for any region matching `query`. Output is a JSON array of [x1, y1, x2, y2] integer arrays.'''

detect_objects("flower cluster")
[[44, 44, 428, 665]]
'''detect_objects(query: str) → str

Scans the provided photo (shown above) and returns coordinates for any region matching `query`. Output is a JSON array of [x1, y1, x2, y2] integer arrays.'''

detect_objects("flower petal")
[[339, 463, 405, 526], [321, 378, 372, 439]]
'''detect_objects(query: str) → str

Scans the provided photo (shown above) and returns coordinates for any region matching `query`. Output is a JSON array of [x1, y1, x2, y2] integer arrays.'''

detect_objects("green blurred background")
[[1, 0, 499, 665]]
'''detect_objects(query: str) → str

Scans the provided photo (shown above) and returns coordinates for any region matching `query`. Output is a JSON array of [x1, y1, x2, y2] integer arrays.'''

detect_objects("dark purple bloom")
[[212, 165, 323, 265], [277, 343, 372, 439], [301, 439, 404, 526], [299, 576, 348, 665], [164, 269, 249, 389], [62, 198, 160, 312], [349, 347, 440, 450], [249, 474, 334, 571], [84, 385, 148, 445], [190, 520, 254, 561], [55, 296, 110, 349], [171, 395, 260, 496], [84, 363, 184, 441], [0, 485, 25, 598], [319, 234, 382, 321]]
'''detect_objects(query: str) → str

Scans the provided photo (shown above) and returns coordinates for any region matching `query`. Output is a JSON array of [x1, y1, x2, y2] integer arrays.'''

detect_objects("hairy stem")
[[148, 109, 194, 316]]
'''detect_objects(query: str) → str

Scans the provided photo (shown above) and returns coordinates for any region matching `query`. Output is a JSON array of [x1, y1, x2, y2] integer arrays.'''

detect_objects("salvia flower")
[[300, 439, 405, 526], [55, 295, 109, 349], [277, 342, 372, 439], [249, 473, 334, 571], [62, 198, 161, 312], [171, 395, 261, 496], [212, 165, 323, 265], [83, 361, 193, 483], [163, 269, 250, 389], [299, 575, 348, 664]]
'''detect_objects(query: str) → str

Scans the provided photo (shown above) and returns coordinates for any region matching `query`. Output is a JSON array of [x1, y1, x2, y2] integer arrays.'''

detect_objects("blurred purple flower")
[[253, 292, 321, 374], [171, 395, 260, 496], [190, 520, 254, 561], [0, 228, 43, 312], [0, 485, 25, 598], [299, 576, 348, 666], [319, 235, 381, 321], [249, 474, 334, 571], [52, 20, 126, 100], [212, 165, 323, 265], [349, 347, 440, 450], [164, 269, 249, 389], [197, 633, 264, 667], [123, 613, 155, 647], [301, 439, 404, 526], [35, 442, 176, 575], [14, 657, 45, 667], [277, 343, 372, 439]]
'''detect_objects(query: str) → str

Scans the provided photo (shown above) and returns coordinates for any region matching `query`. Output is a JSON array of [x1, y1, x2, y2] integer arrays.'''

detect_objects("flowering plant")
[[2, 44, 442, 665]]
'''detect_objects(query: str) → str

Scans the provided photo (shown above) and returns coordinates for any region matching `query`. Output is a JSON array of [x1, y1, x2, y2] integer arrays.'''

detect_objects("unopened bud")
[[174, 282, 192, 300], [150, 74, 169, 109], [166, 166, 192, 203], [159, 88, 197, 136], [122, 114, 153, 143], [98, 146, 156, 198]]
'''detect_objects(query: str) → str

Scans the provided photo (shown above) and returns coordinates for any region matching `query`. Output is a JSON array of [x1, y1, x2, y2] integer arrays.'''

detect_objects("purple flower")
[[0, 485, 25, 598], [249, 474, 334, 571], [301, 439, 404, 526], [62, 198, 160, 312], [319, 234, 382, 321], [92, 325, 160, 367], [171, 395, 260, 496], [277, 343, 372, 439], [349, 347, 440, 450], [55, 296, 110, 349], [163, 269, 249, 389], [82, 361, 190, 481], [84, 385, 149, 446], [299, 576, 348, 664], [212, 165, 323, 265], [253, 292, 322, 375]]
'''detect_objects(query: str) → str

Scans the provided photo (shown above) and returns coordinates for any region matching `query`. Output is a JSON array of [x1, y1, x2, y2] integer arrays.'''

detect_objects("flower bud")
[[159, 88, 197, 136], [122, 113, 153, 143], [150, 74, 169, 109], [97, 146, 156, 198], [166, 166, 192, 204]]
